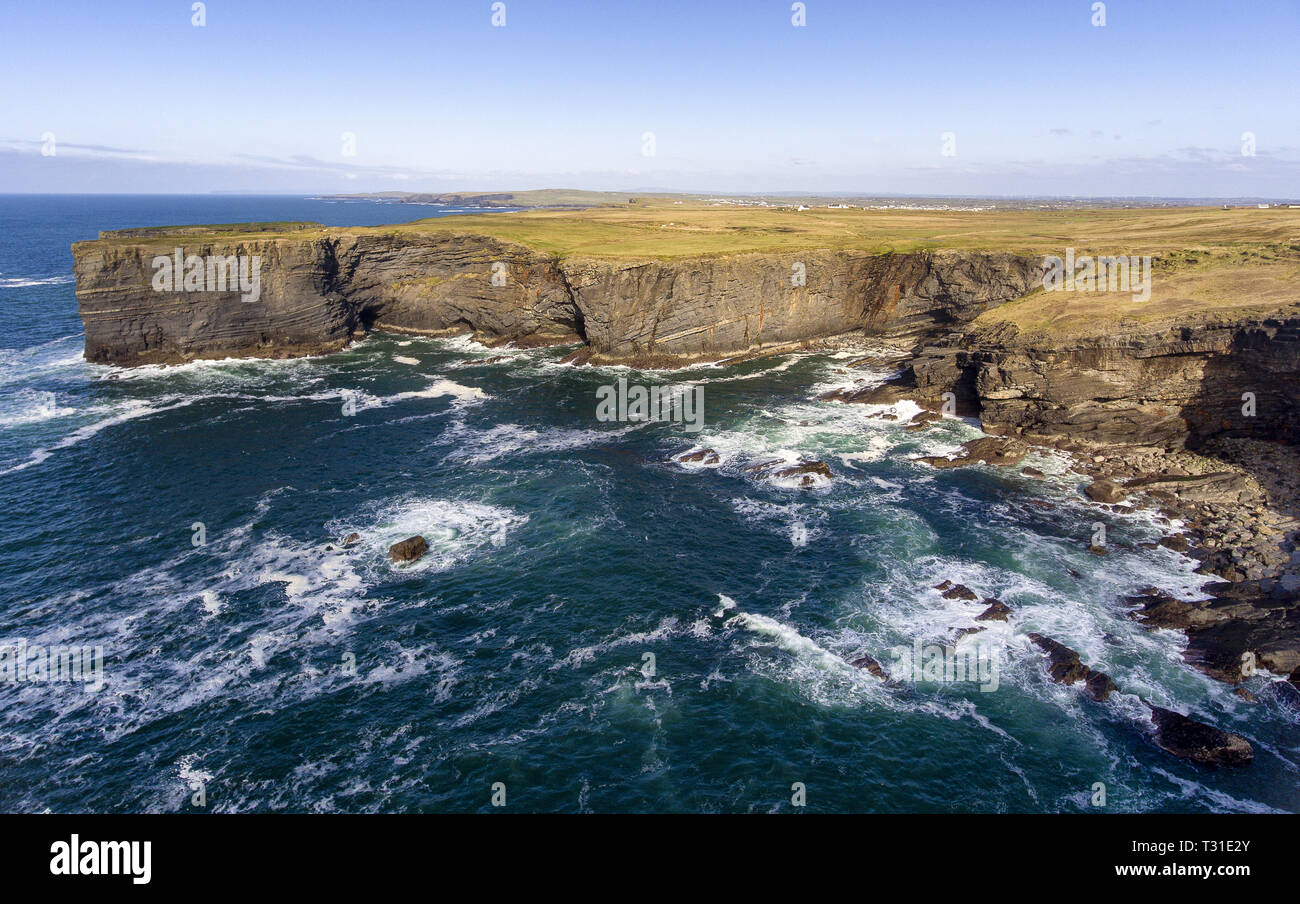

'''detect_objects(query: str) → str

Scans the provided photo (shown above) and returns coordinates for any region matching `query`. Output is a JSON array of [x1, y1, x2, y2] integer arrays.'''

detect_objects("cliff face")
[[73, 231, 582, 365], [74, 236, 356, 366], [72, 228, 1042, 366], [76, 224, 1296, 451], [562, 251, 1041, 363], [904, 318, 1300, 449]]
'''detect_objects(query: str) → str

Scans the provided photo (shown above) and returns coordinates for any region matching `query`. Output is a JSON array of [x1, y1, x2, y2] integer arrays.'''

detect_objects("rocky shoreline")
[[823, 351, 1300, 711]]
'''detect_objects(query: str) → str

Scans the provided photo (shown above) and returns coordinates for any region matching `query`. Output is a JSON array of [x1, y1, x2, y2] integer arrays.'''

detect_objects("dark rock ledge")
[[1023, 633, 1252, 766]]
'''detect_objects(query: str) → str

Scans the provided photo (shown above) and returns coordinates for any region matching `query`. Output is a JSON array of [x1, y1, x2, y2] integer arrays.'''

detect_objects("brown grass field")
[[94, 202, 1300, 334]]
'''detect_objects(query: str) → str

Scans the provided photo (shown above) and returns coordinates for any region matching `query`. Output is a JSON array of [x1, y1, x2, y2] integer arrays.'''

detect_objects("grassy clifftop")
[[387, 204, 1300, 258], [84, 203, 1300, 337], [974, 243, 1300, 336], [93, 202, 1300, 256]]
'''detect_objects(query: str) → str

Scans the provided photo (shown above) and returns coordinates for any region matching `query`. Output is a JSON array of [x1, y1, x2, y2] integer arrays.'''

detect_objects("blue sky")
[[2, 0, 1298, 196]]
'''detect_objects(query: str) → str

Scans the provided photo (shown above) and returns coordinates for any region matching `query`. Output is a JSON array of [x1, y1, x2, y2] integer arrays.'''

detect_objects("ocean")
[[0, 195, 1295, 813]]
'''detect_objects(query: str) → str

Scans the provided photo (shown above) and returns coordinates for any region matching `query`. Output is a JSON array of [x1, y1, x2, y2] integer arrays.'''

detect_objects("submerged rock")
[[1267, 677, 1300, 711], [849, 655, 888, 680], [674, 448, 720, 465], [388, 535, 429, 563], [1146, 704, 1254, 766]]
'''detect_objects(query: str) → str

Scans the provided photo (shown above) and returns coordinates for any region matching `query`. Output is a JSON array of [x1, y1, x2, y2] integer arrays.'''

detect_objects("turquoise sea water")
[[0, 195, 1296, 813]]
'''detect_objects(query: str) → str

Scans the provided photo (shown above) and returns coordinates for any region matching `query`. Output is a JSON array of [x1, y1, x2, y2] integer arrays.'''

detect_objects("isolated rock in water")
[[1022, 466, 1045, 478], [1146, 704, 1254, 766], [742, 459, 784, 474], [1024, 634, 1117, 701], [342, 532, 361, 548], [1084, 479, 1127, 504], [675, 448, 720, 465], [940, 583, 978, 601], [1084, 670, 1118, 702], [1026, 633, 1092, 686], [770, 461, 833, 486], [1088, 544, 1109, 556], [1234, 687, 1259, 703], [388, 535, 429, 563], [976, 599, 1012, 621], [933, 580, 953, 591]]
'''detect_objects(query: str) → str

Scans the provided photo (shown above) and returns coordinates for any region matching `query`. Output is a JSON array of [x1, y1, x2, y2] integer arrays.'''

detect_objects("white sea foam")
[[438, 420, 638, 465], [0, 274, 75, 288], [390, 379, 487, 405], [730, 610, 850, 673], [331, 496, 528, 576], [0, 390, 76, 426], [0, 336, 88, 388], [0, 397, 197, 475]]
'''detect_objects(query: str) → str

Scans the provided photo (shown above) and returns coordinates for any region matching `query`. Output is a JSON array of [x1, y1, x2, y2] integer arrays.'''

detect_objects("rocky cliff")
[[72, 225, 1042, 367], [71, 223, 1300, 452], [891, 317, 1300, 450]]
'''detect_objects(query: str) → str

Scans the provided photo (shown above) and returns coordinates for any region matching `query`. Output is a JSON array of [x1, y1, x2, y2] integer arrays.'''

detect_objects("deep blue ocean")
[[0, 195, 1295, 813]]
